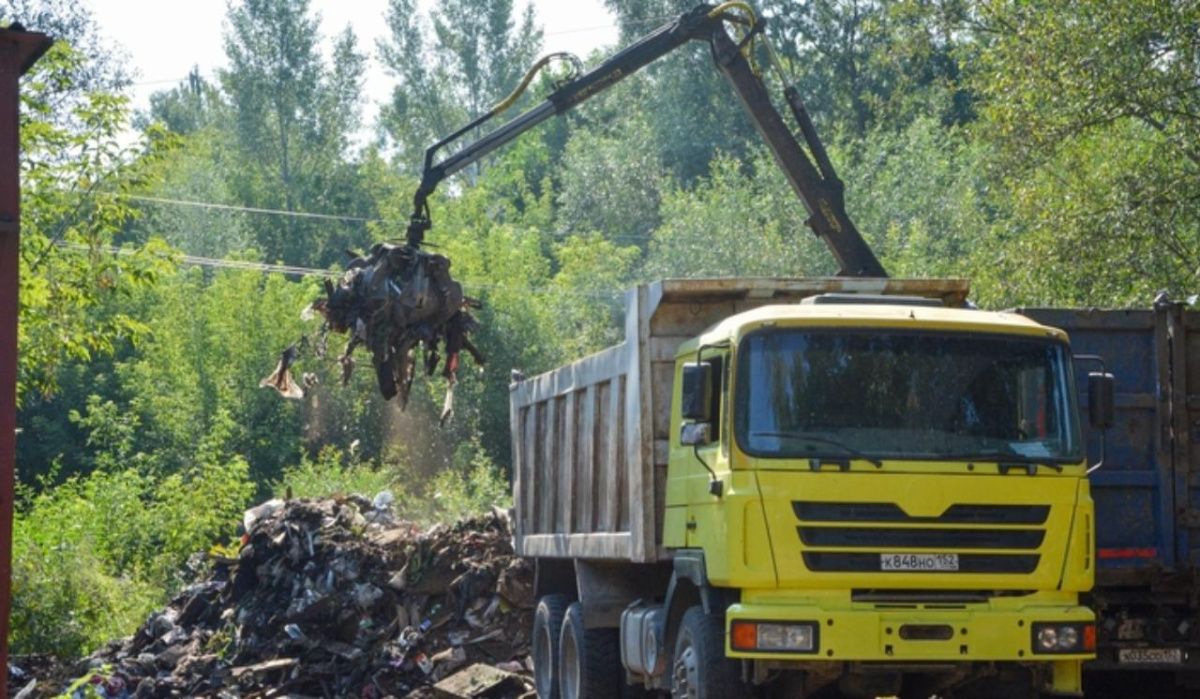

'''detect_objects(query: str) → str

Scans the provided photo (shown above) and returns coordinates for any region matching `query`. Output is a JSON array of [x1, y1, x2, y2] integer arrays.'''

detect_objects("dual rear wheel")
[[532, 595, 751, 699]]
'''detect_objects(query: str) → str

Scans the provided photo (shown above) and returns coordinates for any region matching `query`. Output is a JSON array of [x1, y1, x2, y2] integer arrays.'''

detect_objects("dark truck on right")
[[1022, 296, 1200, 694]]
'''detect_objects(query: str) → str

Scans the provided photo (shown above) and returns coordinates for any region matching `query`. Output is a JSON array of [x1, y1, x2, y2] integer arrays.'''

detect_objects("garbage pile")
[[43, 496, 535, 699]]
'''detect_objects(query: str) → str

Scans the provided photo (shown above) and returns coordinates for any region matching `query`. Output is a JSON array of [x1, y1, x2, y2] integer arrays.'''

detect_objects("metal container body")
[[1019, 302, 1200, 674]]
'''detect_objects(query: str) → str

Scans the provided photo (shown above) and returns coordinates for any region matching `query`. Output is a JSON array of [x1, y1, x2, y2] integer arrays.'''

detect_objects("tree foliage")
[[221, 0, 369, 266], [14, 38, 175, 403], [966, 0, 1200, 304], [378, 0, 542, 172]]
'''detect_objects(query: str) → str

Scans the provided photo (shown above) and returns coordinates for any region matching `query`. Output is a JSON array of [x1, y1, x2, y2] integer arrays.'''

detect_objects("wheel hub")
[[673, 645, 699, 698]]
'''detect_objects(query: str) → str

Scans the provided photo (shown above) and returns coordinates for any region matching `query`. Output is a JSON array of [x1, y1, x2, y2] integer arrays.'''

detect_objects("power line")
[[125, 193, 656, 243], [125, 194, 375, 224], [54, 242, 621, 298]]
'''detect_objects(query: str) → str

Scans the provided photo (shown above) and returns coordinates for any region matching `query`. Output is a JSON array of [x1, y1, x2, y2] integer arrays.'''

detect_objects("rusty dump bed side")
[[1019, 304, 1200, 585], [508, 277, 969, 564]]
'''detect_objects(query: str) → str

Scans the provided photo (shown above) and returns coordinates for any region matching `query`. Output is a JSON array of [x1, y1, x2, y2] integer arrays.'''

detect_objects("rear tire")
[[534, 594, 569, 699], [670, 606, 752, 699], [559, 601, 621, 699]]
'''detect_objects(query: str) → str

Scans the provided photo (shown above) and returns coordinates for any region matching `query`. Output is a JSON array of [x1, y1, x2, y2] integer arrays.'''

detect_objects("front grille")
[[793, 502, 1049, 525], [794, 501, 1047, 575], [851, 589, 1035, 604], [798, 527, 1044, 550], [804, 552, 1040, 574]]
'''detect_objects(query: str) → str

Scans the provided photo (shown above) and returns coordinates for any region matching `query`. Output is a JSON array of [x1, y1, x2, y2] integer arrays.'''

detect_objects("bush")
[[423, 447, 510, 523], [274, 446, 404, 501], [10, 456, 253, 656], [274, 443, 510, 524]]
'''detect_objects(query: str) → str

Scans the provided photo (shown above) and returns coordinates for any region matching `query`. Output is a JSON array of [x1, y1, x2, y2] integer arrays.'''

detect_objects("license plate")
[[1118, 648, 1183, 665], [880, 553, 959, 571]]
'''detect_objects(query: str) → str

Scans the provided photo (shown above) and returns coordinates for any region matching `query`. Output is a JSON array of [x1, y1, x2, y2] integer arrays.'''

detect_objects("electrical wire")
[[53, 241, 622, 298], [124, 194, 375, 224], [125, 193, 657, 243]]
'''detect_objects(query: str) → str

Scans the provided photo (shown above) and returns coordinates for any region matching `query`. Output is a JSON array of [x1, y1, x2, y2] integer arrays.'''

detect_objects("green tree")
[[15, 40, 174, 404], [221, 0, 369, 266], [378, 0, 543, 173], [556, 111, 666, 243], [604, 0, 756, 182], [124, 130, 254, 258], [1, 0, 130, 127], [141, 67, 226, 136], [967, 0, 1200, 305], [840, 117, 989, 278], [644, 151, 835, 279], [762, 0, 972, 136]]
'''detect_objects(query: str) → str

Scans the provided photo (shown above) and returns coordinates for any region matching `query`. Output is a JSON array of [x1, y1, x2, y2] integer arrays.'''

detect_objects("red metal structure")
[[0, 24, 51, 696]]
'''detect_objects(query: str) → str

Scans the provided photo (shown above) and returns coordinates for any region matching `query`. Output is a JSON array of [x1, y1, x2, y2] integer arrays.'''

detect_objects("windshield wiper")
[[751, 432, 883, 468]]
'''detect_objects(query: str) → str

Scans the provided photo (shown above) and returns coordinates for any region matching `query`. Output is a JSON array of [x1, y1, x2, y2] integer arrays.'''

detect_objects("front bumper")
[[725, 603, 1094, 662]]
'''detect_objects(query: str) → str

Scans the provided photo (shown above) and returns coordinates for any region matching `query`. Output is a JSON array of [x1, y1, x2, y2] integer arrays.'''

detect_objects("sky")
[[83, 0, 621, 130]]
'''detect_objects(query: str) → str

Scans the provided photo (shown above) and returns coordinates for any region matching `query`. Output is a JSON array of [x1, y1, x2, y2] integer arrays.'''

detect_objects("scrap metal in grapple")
[[313, 243, 484, 416]]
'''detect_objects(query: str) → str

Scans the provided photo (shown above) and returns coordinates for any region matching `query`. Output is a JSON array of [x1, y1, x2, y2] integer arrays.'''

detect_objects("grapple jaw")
[[295, 242, 483, 421]]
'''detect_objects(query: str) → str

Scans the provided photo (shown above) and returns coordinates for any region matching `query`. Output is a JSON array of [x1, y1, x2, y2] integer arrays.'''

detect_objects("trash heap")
[[50, 497, 535, 699]]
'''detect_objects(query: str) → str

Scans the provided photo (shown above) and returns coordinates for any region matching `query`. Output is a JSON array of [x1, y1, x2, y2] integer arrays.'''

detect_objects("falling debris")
[[32, 497, 533, 698], [258, 343, 304, 399], [309, 243, 485, 414]]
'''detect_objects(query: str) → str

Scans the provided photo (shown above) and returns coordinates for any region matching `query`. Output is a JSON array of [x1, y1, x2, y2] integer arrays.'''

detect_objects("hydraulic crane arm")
[[406, 2, 886, 278]]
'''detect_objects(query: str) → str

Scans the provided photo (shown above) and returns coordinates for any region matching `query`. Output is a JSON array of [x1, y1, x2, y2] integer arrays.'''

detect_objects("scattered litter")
[[259, 344, 304, 399], [26, 497, 533, 698], [433, 663, 524, 698]]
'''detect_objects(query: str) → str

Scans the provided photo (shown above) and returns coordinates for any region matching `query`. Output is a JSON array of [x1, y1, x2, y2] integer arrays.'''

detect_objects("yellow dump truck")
[[511, 278, 1106, 699], [390, 4, 1105, 696]]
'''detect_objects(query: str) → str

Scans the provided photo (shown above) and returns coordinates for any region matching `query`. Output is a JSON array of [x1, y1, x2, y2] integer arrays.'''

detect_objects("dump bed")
[[509, 278, 970, 563], [1020, 302, 1200, 584]]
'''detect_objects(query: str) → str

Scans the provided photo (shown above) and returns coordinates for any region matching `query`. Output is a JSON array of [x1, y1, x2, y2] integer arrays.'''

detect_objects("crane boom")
[[405, 3, 887, 278]]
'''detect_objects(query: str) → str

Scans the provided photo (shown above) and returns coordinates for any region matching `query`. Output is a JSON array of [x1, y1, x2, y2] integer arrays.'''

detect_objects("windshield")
[[735, 328, 1081, 463]]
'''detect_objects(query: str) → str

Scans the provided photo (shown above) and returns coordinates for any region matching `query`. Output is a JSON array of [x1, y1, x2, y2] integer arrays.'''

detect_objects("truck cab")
[[510, 279, 1105, 699], [663, 297, 1096, 697]]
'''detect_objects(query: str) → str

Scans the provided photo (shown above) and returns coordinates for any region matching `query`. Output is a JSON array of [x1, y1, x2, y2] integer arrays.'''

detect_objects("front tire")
[[559, 601, 621, 698], [533, 594, 569, 699], [671, 606, 752, 699]]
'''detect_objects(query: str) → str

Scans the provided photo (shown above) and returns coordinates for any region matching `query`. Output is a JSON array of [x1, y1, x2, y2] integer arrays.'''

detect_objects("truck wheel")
[[671, 606, 752, 699], [559, 601, 622, 698], [534, 594, 570, 699]]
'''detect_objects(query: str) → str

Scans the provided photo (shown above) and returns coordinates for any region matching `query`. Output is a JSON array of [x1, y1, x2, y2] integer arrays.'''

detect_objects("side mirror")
[[1088, 372, 1115, 430], [680, 422, 712, 446], [681, 362, 713, 422]]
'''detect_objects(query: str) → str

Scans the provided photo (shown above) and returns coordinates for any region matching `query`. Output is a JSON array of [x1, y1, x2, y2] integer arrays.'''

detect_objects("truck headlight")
[[731, 621, 817, 652], [1032, 622, 1095, 654]]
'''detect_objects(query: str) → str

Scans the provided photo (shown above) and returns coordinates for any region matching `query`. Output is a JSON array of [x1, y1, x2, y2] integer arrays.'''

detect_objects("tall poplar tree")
[[378, 0, 543, 173], [221, 0, 368, 266]]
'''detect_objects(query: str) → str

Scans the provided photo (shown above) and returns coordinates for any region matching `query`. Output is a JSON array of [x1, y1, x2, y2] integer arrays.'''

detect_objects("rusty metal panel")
[[579, 384, 596, 533], [0, 30, 53, 695], [1019, 307, 1174, 580], [559, 392, 576, 535], [1178, 309, 1200, 567], [655, 277, 969, 306]]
